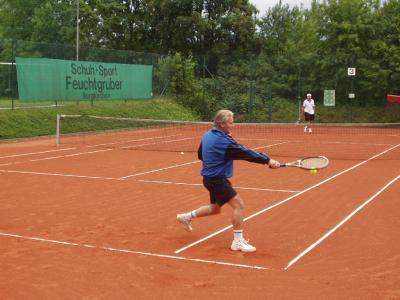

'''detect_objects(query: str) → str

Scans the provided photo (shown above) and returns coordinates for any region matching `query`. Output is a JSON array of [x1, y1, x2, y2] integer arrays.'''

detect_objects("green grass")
[[0, 98, 200, 140], [0, 97, 399, 141], [251, 98, 400, 123]]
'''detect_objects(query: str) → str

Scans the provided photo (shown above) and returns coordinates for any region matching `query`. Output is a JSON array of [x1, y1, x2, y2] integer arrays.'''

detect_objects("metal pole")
[[11, 40, 15, 110], [297, 98, 301, 124], [351, 75, 354, 122], [76, 0, 80, 105], [76, 0, 79, 61], [268, 85, 272, 123], [350, 56, 355, 122], [56, 114, 61, 145], [202, 55, 205, 107], [297, 68, 301, 123]]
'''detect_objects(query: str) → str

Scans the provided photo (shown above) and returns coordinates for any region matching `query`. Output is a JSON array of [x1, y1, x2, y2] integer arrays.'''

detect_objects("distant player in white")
[[302, 93, 315, 133]]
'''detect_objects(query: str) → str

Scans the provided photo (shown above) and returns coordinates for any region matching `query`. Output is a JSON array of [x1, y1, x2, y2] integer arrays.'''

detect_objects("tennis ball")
[[180, 152, 184, 155], [309, 169, 317, 174]]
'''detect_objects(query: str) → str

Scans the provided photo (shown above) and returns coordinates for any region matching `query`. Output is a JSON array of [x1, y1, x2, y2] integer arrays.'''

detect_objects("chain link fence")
[[0, 38, 399, 123]]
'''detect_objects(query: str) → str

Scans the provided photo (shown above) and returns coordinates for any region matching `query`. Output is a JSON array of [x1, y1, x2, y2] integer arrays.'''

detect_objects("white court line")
[[0, 141, 292, 182], [0, 147, 76, 159], [121, 137, 195, 150], [137, 179, 300, 193], [253, 141, 289, 150], [0, 232, 268, 271], [0, 169, 119, 180], [174, 143, 400, 254], [239, 138, 394, 147], [315, 141, 395, 146], [0, 149, 112, 167], [87, 134, 181, 148], [239, 138, 288, 141], [120, 141, 289, 180], [120, 160, 201, 179], [284, 174, 400, 270], [0, 136, 192, 166], [30, 149, 112, 162]]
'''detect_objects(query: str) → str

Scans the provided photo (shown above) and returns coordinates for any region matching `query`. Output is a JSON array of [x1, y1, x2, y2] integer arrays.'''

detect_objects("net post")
[[56, 114, 61, 145], [297, 96, 301, 124]]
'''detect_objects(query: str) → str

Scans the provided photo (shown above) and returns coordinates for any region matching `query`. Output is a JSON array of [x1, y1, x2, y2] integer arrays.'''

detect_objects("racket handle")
[[280, 163, 287, 167], [269, 163, 285, 168]]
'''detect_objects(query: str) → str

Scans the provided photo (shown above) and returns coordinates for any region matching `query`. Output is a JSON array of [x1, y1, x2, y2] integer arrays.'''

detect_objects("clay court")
[[0, 123, 399, 299]]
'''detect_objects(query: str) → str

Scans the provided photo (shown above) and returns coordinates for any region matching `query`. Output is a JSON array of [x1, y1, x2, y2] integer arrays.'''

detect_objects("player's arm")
[[225, 142, 269, 164], [225, 144, 280, 168]]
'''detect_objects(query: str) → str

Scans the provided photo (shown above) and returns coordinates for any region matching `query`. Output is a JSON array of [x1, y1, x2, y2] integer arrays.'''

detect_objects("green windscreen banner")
[[16, 57, 153, 101]]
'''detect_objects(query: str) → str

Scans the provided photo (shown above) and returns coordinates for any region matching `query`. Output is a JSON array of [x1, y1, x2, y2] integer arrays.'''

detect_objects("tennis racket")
[[281, 156, 329, 170]]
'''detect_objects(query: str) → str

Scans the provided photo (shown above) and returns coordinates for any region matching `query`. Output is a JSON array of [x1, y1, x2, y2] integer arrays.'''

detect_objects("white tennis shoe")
[[304, 126, 308, 133], [308, 127, 312, 133], [176, 214, 192, 232], [231, 238, 256, 252]]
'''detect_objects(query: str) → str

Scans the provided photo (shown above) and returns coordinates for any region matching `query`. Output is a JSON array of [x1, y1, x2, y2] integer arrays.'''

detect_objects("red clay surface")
[[0, 127, 399, 299]]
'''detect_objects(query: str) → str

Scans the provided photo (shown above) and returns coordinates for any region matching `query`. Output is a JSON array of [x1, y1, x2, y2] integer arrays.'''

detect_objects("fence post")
[[297, 66, 302, 123], [249, 56, 255, 118], [56, 114, 61, 145], [11, 39, 15, 110]]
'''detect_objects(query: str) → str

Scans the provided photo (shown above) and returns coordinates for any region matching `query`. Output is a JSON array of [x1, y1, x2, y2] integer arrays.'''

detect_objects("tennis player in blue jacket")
[[177, 110, 280, 252]]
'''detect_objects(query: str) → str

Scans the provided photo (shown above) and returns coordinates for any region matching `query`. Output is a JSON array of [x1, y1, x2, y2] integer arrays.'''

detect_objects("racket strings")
[[300, 157, 329, 169]]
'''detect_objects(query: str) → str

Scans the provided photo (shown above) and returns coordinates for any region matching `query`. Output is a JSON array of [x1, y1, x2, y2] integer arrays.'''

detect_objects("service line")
[[120, 160, 201, 179], [0, 147, 76, 159], [86, 134, 182, 148], [0, 135, 191, 167], [0, 148, 112, 167], [119, 141, 289, 180], [0, 169, 119, 181], [137, 179, 300, 193]]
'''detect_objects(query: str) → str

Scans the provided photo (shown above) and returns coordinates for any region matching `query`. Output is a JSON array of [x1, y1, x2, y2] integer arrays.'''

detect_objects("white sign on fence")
[[324, 90, 335, 106], [348, 67, 356, 76]]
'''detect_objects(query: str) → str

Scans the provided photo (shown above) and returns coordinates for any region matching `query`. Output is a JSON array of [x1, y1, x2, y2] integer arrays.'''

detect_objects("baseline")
[[0, 232, 268, 271]]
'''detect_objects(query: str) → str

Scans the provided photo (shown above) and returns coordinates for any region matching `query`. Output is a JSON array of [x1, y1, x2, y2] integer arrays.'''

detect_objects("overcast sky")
[[249, 0, 312, 16]]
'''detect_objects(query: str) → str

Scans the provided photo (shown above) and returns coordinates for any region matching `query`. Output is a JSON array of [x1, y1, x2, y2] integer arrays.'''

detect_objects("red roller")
[[387, 94, 400, 103]]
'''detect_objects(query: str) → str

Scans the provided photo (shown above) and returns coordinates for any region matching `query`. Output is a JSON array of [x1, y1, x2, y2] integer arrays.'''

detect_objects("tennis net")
[[56, 114, 400, 161]]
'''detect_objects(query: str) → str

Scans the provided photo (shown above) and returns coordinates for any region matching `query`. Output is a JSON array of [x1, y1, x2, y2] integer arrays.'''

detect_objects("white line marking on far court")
[[284, 174, 400, 270]]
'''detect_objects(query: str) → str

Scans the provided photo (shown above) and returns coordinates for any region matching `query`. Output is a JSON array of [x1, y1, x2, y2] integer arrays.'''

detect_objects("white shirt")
[[303, 99, 315, 114]]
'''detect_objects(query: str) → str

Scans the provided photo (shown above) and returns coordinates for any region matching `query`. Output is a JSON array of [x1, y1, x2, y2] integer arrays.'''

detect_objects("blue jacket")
[[198, 128, 270, 178]]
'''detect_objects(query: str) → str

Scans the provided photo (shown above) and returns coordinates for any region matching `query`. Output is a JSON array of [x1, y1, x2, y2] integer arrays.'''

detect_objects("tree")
[[0, 0, 42, 41], [371, 0, 400, 102], [159, 53, 208, 116]]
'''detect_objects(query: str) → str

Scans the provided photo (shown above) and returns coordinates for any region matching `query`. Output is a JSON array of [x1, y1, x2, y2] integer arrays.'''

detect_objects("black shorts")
[[304, 112, 315, 121], [203, 177, 237, 207]]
